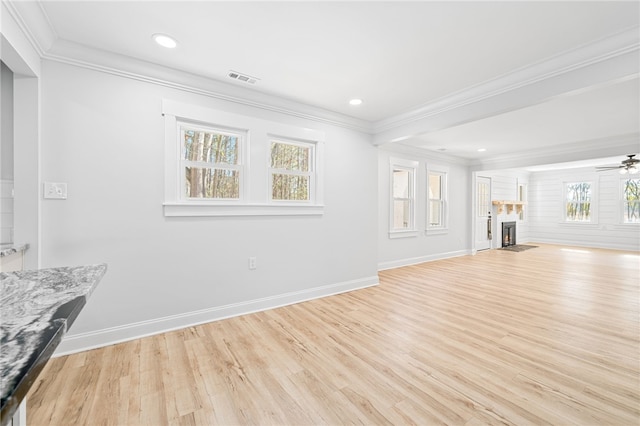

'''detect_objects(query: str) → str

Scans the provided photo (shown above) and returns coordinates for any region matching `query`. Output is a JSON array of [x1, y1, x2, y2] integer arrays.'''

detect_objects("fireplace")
[[502, 221, 516, 247]]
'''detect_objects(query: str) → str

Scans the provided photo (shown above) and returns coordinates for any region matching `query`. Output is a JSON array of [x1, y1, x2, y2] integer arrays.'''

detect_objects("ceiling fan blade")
[[596, 166, 623, 170]]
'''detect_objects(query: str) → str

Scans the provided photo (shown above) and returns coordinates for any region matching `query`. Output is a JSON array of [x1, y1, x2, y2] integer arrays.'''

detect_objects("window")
[[181, 123, 244, 200], [270, 139, 314, 202], [427, 167, 448, 233], [565, 181, 592, 222], [622, 178, 640, 223], [393, 169, 412, 228], [162, 99, 324, 216], [389, 158, 418, 238], [478, 179, 490, 218]]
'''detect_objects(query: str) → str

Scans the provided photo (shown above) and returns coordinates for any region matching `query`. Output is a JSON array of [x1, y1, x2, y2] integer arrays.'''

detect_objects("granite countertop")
[[0, 264, 107, 425], [0, 244, 29, 258]]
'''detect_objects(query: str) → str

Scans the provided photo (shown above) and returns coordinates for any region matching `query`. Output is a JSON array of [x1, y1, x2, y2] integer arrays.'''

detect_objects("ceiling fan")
[[596, 154, 639, 175]]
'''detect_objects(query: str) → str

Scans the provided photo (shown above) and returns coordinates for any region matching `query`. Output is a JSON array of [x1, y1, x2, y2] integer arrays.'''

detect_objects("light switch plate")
[[44, 182, 67, 199]]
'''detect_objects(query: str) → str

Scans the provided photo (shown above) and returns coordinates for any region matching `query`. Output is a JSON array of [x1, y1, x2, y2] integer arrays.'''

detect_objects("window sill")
[[425, 228, 449, 236], [389, 230, 419, 239], [163, 203, 324, 217]]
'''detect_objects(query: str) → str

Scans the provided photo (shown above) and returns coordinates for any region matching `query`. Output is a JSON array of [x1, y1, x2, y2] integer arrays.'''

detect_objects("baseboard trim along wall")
[[377, 249, 471, 271], [528, 238, 640, 252], [55, 275, 380, 357]]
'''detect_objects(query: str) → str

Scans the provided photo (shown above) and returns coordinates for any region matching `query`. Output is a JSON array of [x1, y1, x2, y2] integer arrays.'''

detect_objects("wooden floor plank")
[[27, 244, 640, 425]]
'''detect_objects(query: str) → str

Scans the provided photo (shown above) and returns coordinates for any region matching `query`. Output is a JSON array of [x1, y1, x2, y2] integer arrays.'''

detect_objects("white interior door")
[[476, 176, 492, 251]]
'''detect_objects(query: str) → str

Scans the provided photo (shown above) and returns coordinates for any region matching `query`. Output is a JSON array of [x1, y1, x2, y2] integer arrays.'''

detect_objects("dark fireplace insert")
[[502, 221, 516, 247]]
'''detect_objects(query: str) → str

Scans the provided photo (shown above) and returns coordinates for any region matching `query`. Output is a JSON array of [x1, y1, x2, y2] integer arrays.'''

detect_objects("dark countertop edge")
[[0, 316, 68, 425], [0, 264, 106, 426]]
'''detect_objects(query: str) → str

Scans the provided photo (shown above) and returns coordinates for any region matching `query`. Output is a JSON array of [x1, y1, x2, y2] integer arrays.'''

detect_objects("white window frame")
[[389, 157, 418, 239], [162, 99, 324, 217], [426, 165, 448, 235], [620, 176, 640, 225], [179, 121, 247, 203], [562, 179, 598, 224], [268, 137, 317, 205]]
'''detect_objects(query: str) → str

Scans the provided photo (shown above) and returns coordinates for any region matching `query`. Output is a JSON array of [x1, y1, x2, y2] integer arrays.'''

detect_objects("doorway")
[[475, 176, 492, 251]]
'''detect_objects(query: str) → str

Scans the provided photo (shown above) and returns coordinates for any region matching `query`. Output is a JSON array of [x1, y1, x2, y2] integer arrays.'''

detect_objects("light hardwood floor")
[[27, 244, 640, 425]]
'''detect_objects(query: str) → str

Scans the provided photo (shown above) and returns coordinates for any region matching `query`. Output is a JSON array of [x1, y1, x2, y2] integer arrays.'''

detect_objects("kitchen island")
[[0, 264, 107, 426]]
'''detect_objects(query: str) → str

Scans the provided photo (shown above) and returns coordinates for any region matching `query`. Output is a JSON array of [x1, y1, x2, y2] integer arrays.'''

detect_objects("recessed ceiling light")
[[152, 33, 177, 49], [349, 99, 363, 106], [477, 148, 487, 152]]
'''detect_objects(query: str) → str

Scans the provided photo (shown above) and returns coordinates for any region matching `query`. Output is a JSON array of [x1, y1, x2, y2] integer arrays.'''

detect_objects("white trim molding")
[[44, 39, 373, 134], [54, 275, 380, 356], [470, 133, 640, 172], [389, 157, 419, 237], [8, 0, 638, 149], [426, 163, 449, 233], [529, 238, 639, 252], [162, 99, 326, 217], [373, 26, 639, 145], [163, 203, 325, 217], [378, 249, 471, 271]]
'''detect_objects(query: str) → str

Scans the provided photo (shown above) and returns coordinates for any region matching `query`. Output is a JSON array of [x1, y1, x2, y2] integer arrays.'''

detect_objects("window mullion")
[[271, 169, 311, 177], [184, 160, 241, 171]]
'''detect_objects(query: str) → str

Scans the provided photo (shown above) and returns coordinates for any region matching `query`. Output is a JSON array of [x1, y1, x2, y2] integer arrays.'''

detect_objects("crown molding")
[[6, 1, 639, 153], [5, 1, 373, 134], [470, 133, 640, 172], [373, 26, 640, 136], [42, 39, 373, 134], [379, 142, 471, 167], [2, 0, 56, 56]]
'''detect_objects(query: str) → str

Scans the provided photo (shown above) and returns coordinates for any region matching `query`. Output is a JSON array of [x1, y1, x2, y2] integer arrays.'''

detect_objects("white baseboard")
[[528, 238, 640, 252], [55, 275, 379, 357], [377, 249, 471, 271]]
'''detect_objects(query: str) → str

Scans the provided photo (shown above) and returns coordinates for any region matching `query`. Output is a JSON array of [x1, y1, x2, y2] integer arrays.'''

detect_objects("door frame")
[[472, 173, 493, 253]]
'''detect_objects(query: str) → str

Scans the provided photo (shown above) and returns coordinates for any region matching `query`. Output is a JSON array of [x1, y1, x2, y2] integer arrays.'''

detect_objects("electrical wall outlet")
[[248, 257, 257, 270], [43, 182, 67, 199]]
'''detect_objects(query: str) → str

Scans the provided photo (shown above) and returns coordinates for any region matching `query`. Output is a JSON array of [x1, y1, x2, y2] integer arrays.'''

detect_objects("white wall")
[[377, 146, 471, 269], [1, 62, 14, 243], [40, 60, 379, 352], [529, 167, 640, 251], [1, 4, 42, 269], [1, 61, 14, 180]]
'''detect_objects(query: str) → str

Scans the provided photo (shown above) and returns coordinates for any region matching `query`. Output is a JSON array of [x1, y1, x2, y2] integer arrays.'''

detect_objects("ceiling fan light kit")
[[619, 166, 638, 175]]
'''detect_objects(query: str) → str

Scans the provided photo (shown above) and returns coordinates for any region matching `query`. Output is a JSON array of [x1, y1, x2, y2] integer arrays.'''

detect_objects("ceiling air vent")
[[228, 70, 259, 85]]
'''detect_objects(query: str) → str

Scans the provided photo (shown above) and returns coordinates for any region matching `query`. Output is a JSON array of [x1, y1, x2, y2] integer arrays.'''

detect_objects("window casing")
[[622, 178, 640, 224], [389, 158, 418, 238], [269, 139, 315, 203], [564, 181, 595, 223], [427, 167, 448, 233], [180, 123, 245, 201], [162, 99, 324, 217]]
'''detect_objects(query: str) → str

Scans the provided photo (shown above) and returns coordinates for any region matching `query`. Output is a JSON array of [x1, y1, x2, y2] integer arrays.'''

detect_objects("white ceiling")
[[12, 1, 640, 164], [409, 76, 640, 159]]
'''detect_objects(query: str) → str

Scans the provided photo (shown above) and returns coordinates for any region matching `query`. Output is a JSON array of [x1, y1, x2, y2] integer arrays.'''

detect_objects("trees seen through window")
[[182, 126, 242, 199]]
